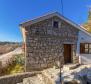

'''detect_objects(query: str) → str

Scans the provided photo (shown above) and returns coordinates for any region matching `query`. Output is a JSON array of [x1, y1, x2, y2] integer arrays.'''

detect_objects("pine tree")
[[83, 8, 91, 33]]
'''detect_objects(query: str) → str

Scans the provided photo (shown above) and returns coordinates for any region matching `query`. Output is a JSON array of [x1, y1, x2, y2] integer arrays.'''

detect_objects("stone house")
[[20, 12, 91, 71]]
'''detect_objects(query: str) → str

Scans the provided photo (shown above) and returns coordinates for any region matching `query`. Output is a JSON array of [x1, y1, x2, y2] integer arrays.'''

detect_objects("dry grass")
[[0, 42, 20, 55]]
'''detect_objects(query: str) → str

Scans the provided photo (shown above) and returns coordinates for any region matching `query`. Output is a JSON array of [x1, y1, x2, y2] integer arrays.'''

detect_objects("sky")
[[0, 0, 91, 42]]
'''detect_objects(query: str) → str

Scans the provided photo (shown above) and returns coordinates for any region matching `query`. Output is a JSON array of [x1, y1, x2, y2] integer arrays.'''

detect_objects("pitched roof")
[[20, 12, 91, 37]]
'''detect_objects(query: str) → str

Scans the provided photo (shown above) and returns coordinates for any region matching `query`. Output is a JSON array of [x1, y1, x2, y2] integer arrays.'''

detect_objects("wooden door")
[[64, 44, 72, 64]]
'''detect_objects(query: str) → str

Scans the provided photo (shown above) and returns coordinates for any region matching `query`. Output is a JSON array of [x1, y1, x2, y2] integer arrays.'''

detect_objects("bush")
[[1, 54, 25, 75], [13, 54, 25, 65]]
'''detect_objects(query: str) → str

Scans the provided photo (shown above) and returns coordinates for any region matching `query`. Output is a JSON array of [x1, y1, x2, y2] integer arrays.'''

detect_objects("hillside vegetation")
[[0, 42, 21, 55], [1, 54, 25, 76]]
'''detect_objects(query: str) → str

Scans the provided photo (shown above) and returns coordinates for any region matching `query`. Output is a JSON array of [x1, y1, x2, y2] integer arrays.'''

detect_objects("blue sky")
[[0, 0, 91, 42]]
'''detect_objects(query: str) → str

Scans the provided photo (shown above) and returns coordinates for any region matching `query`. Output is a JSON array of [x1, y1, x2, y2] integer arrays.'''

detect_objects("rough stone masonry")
[[23, 16, 79, 71]]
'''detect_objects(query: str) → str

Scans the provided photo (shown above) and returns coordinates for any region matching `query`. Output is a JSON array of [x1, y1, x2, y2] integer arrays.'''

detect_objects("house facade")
[[20, 12, 91, 71]]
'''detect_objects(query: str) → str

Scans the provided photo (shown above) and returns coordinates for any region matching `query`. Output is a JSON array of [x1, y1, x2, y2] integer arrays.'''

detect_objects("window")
[[80, 43, 91, 54], [35, 28, 39, 35], [53, 21, 59, 28]]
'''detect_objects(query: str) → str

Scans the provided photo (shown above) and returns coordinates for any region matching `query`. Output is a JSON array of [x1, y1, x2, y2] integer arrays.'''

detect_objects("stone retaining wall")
[[0, 72, 40, 84], [17, 73, 53, 84]]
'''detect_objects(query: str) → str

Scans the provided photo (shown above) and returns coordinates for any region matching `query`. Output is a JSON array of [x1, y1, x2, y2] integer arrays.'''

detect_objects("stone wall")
[[0, 72, 40, 84], [72, 44, 79, 63], [25, 16, 79, 71]]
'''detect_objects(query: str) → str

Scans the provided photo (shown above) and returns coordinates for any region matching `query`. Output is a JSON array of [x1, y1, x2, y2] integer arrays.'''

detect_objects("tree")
[[83, 9, 91, 33]]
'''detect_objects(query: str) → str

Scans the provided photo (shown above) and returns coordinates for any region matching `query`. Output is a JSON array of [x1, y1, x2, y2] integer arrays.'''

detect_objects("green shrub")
[[2, 54, 25, 75], [14, 54, 25, 65]]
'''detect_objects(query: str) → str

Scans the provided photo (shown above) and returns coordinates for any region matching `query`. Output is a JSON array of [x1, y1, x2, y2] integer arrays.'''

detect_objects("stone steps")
[[63, 63, 80, 70]]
